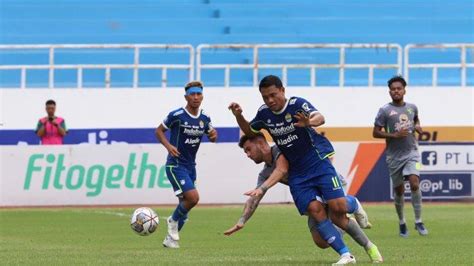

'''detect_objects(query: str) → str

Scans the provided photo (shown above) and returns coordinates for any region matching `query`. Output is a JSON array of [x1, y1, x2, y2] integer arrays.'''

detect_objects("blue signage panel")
[[0, 127, 240, 145]]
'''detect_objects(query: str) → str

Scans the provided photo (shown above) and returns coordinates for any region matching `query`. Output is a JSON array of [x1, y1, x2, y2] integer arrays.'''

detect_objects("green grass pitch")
[[1, 203, 473, 265]]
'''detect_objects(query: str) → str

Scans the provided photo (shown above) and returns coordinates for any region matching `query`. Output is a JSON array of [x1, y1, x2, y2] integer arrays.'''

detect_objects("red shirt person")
[[35, 99, 68, 145]]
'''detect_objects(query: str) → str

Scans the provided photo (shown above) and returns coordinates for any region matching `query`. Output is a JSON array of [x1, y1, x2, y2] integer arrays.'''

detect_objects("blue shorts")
[[165, 164, 197, 196], [289, 159, 345, 215]]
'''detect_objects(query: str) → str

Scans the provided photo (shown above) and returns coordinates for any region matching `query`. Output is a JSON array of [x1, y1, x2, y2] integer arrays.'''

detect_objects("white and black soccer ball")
[[130, 207, 159, 236]]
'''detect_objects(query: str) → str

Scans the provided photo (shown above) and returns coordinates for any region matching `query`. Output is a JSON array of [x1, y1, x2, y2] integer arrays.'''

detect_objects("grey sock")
[[394, 193, 405, 223], [411, 189, 423, 222], [345, 218, 370, 248]]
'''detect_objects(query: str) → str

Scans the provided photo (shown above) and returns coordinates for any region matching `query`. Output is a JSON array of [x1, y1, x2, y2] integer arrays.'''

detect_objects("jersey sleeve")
[[162, 111, 179, 129], [249, 107, 266, 133], [271, 145, 282, 160], [295, 97, 318, 116], [374, 107, 386, 127]]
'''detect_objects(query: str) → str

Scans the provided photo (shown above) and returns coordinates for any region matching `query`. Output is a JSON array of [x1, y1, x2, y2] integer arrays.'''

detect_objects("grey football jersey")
[[256, 145, 289, 187], [374, 102, 419, 160]]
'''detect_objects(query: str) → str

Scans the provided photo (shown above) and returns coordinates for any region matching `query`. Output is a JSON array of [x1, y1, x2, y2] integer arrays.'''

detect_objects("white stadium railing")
[[404, 43, 474, 87], [0, 43, 472, 89], [197, 43, 402, 88], [0, 44, 194, 89]]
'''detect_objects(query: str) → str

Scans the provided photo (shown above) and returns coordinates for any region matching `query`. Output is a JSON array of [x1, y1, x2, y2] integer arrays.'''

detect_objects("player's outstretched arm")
[[224, 193, 265, 236], [155, 124, 180, 157], [224, 155, 288, 236], [228, 102, 256, 137], [245, 155, 289, 197]]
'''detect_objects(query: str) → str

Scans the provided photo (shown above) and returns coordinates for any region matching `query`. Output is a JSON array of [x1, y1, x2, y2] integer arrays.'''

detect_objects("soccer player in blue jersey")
[[229, 75, 363, 264], [156, 81, 218, 248], [224, 133, 382, 263]]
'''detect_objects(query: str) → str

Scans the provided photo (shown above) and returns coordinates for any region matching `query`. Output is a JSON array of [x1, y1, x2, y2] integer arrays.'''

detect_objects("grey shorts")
[[387, 156, 421, 188]]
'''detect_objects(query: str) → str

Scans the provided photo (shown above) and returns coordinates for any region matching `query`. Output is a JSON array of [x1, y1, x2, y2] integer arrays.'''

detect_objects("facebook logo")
[[422, 151, 438, 165]]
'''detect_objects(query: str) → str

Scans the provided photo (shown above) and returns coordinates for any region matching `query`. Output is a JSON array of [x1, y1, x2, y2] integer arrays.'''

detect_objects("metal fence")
[[404, 43, 474, 87], [0, 43, 472, 88], [197, 43, 402, 88], [0, 44, 194, 89]]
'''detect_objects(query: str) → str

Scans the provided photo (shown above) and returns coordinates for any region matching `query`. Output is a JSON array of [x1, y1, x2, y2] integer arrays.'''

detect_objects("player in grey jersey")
[[373, 76, 428, 237], [224, 133, 383, 263]]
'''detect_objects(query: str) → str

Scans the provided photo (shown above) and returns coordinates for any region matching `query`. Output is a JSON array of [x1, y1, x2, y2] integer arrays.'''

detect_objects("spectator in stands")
[[35, 99, 68, 145]]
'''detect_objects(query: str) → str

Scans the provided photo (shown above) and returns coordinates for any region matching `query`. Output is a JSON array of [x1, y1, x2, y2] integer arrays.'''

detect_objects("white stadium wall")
[[1, 87, 473, 129]]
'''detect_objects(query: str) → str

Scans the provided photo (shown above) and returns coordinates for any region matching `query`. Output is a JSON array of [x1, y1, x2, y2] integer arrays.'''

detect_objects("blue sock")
[[345, 195, 358, 214], [171, 202, 189, 222], [178, 214, 188, 231], [316, 219, 350, 255]]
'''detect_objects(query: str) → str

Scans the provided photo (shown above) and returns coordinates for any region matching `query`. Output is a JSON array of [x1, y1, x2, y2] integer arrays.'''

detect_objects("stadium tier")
[[1, 0, 473, 87]]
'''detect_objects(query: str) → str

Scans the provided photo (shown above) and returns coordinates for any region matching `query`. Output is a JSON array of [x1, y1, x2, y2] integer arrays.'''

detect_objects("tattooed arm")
[[224, 191, 266, 236], [224, 153, 289, 236]]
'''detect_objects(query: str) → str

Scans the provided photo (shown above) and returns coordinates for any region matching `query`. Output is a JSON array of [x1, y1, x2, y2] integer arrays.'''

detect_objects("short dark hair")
[[387, 75, 407, 88], [45, 99, 56, 106], [238, 133, 265, 148], [259, 75, 283, 91]]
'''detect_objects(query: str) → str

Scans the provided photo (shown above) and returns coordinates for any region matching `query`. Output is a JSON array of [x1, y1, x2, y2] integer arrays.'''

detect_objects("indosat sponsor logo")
[[24, 153, 171, 197]]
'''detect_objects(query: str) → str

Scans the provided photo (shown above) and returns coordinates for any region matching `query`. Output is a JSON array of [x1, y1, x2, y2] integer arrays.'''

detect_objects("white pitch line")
[[71, 209, 129, 217], [93, 210, 128, 217]]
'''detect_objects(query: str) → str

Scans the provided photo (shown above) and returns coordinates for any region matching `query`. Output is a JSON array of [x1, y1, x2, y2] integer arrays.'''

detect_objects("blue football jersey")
[[162, 107, 213, 166], [250, 97, 335, 175]]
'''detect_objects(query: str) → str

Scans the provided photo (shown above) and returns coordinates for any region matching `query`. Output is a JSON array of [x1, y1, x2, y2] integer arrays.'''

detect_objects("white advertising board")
[[0, 144, 291, 206]]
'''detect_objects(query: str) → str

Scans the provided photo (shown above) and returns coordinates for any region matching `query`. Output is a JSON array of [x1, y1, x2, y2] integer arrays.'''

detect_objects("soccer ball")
[[130, 207, 159, 236]]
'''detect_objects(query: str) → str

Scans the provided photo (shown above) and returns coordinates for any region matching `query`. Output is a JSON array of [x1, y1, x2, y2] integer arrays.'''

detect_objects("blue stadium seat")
[[1, 0, 472, 87]]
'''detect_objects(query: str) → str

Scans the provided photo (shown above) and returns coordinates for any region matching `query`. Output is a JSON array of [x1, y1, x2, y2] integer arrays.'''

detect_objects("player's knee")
[[190, 194, 199, 206], [307, 201, 326, 221], [183, 191, 199, 207], [394, 185, 405, 196], [410, 180, 420, 191]]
